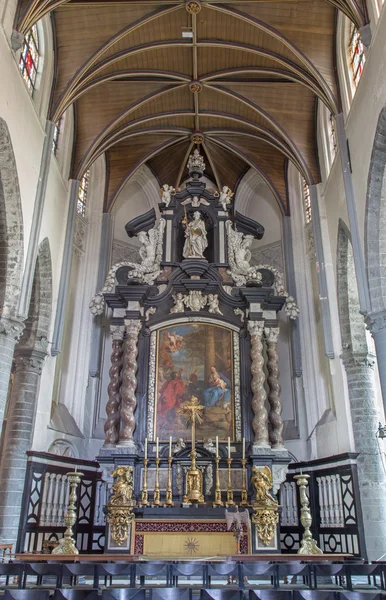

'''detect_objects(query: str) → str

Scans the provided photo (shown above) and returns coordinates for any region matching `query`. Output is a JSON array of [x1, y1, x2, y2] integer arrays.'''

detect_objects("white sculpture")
[[173, 438, 186, 454], [225, 220, 300, 319], [181, 195, 210, 208], [183, 290, 207, 312], [169, 293, 185, 314], [203, 439, 216, 455], [218, 186, 233, 210], [160, 184, 175, 206], [183, 211, 208, 259], [207, 294, 223, 315], [89, 219, 166, 316], [187, 148, 206, 173]]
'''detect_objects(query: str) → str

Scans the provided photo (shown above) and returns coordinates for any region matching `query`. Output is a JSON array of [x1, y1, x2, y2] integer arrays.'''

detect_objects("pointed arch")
[[0, 119, 24, 319]]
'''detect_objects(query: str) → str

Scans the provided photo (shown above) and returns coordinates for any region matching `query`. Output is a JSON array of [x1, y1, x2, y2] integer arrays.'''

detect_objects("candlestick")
[[52, 470, 83, 554], [226, 457, 234, 506], [240, 458, 248, 506], [213, 456, 223, 507], [141, 458, 149, 506], [242, 438, 245, 460], [228, 437, 231, 458], [169, 436, 172, 458], [156, 437, 159, 459], [216, 436, 219, 458], [164, 456, 174, 507], [153, 457, 161, 506], [294, 473, 322, 555]]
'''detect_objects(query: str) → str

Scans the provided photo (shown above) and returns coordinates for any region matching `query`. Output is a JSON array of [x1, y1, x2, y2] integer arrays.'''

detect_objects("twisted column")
[[118, 320, 142, 448], [264, 327, 284, 449], [104, 325, 125, 447], [247, 320, 269, 448]]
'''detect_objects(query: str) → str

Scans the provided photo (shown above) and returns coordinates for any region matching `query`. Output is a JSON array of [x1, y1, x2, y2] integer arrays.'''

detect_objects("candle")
[[228, 437, 231, 458], [156, 437, 159, 459], [300, 468, 303, 476], [145, 438, 148, 460], [242, 437, 245, 460], [74, 466, 77, 474], [169, 436, 172, 458], [216, 436, 219, 458]]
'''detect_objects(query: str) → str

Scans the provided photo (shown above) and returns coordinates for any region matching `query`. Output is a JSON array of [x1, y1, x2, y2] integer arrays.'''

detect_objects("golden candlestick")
[[164, 456, 174, 507], [141, 458, 149, 506], [153, 458, 161, 506], [240, 458, 248, 506], [294, 473, 323, 555], [213, 456, 223, 506], [178, 396, 205, 504], [52, 470, 83, 554], [226, 458, 234, 506]]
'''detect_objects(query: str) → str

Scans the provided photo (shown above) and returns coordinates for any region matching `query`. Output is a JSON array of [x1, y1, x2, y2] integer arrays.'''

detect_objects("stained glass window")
[[349, 22, 365, 87], [77, 170, 90, 216], [303, 181, 312, 224], [52, 118, 62, 156], [19, 24, 40, 94], [329, 113, 337, 160]]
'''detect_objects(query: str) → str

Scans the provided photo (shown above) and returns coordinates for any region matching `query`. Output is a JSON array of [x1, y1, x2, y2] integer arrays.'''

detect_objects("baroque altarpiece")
[[90, 148, 300, 557]]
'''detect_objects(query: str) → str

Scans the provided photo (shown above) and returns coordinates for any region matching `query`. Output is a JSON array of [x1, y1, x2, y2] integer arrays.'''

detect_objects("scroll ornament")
[[225, 221, 300, 320], [89, 219, 166, 315], [251, 465, 279, 545], [106, 466, 135, 546]]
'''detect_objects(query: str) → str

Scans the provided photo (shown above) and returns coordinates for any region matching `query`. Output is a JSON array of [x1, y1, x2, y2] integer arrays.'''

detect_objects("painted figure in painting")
[[155, 323, 234, 441]]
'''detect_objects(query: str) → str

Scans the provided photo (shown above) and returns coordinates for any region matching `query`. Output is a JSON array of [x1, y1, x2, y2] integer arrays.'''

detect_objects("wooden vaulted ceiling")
[[17, 0, 367, 214]]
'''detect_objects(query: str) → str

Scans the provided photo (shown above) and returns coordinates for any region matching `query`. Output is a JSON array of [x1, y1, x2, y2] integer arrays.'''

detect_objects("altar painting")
[[155, 323, 234, 441]]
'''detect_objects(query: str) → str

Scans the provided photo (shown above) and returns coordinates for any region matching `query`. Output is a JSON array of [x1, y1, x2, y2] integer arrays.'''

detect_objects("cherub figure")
[[170, 292, 185, 314], [110, 466, 134, 506], [207, 293, 223, 315], [173, 437, 186, 454], [160, 184, 176, 206], [219, 186, 234, 210]]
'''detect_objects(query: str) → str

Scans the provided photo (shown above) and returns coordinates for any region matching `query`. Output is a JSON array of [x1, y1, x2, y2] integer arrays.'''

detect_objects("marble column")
[[365, 311, 386, 416], [247, 320, 269, 448], [118, 320, 142, 449], [264, 327, 284, 449], [0, 317, 24, 430], [104, 325, 125, 447], [341, 350, 386, 560], [0, 348, 46, 544]]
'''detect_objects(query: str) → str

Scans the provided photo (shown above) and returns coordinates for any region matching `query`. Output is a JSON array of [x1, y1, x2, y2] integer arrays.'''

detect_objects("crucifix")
[[177, 396, 205, 504]]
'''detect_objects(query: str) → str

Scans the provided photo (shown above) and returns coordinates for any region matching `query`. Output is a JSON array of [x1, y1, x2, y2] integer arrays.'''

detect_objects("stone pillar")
[[0, 348, 46, 545], [0, 317, 24, 429], [365, 311, 386, 416], [247, 320, 269, 449], [264, 327, 284, 449], [104, 325, 125, 447], [341, 350, 386, 560], [118, 320, 142, 449]]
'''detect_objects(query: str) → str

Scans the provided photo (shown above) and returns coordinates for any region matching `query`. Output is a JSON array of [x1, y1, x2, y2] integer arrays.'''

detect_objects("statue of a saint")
[[183, 211, 208, 259]]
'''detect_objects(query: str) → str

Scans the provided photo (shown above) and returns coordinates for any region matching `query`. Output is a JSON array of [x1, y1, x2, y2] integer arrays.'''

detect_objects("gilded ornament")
[[251, 466, 279, 546], [186, 0, 201, 13], [191, 133, 204, 144], [178, 396, 205, 504], [106, 466, 135, 546], [189, 82, 202, 94]]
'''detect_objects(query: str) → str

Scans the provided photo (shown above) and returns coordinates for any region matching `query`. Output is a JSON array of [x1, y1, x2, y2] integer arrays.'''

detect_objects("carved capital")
[[14, 349, 47, 374], [341, 350, 376, 370], [124, 320, 142, 338], [0, 317, 25, 341], [110, 325, 125, 341], [365, 310, 386, 335], [247, 320, 264, 338], [264, 327, 280, 344]]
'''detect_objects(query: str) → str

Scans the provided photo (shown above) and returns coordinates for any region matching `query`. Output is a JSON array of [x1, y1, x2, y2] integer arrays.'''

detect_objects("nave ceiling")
[[16, 0, 368, 213]]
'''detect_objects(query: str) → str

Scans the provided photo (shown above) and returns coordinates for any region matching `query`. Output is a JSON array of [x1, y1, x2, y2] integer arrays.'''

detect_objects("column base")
[[252, 442, 271, 453], [116, 440, 137, 452]]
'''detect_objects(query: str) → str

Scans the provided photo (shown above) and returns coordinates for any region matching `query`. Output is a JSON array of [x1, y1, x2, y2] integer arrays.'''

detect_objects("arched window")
[[329, 114, 337, 160], [303, 181, 312, 224], [348, 22, 365, 88], [52, 117, 62, 156], [77, 170, 90, 216], [19, 24, 40, 95]]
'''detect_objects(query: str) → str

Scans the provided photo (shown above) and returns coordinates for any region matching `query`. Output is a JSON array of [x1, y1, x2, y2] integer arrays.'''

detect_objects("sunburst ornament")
[[184, 537, 200, 554]]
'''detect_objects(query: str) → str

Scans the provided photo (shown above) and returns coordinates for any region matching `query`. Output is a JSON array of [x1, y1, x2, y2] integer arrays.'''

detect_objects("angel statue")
[[225, 506, 251, 554], [170, 292, 185, 314], [109, 466, 135, 506], [219, 186, 234, 210], [160, 184, 175, 207], [225, 220, 300, 319], [183, 211, 208, 259], [251, 465, 277, 505], [89, 218, 165, 315]]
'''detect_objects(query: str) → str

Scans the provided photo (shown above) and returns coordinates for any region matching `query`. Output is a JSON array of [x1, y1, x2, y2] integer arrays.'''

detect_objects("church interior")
[[1, 0, 386, 593]]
